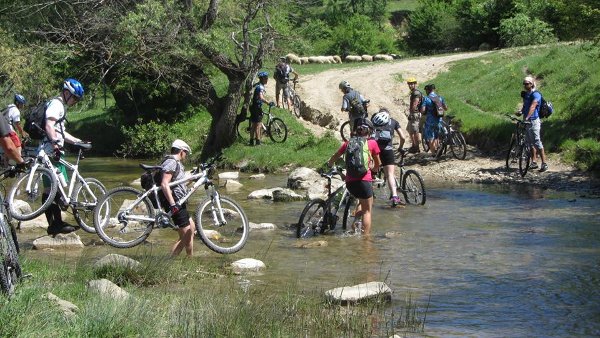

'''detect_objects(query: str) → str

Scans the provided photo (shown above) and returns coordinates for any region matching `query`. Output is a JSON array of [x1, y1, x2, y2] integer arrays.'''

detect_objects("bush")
[[118, 119, 172, 158], [405, 0, 459, 53], [561, 138, 600, 172], [498, 13, 557, 47], [328, 14, 397, 55]]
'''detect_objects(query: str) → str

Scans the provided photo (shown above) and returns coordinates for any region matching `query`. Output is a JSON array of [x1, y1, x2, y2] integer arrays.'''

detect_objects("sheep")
[[344, 55, 362, 62], [374, 54, 394, 61], [307, 56, 319, 64], [286, 53, 301, 65], [333, 55, 342, 64], [299, 57, 309, 64], [361, 55, 373, 62]]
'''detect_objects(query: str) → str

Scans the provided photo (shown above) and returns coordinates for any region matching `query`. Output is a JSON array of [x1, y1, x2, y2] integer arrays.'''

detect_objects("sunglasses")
[[523, 82, 532, 85]]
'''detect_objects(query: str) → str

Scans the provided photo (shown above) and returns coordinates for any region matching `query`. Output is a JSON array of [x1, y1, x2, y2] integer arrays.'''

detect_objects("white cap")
[[172, 139, 191, 154], [523, 76, 536, 88]]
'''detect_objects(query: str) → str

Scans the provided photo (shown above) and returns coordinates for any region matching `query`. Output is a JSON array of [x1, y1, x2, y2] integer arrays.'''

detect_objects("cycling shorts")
[[9, 132, 21, 148], [171, 203, 191, 228], [379, 149, 396, 166], [249, 106, 264, 123], [346, 180, 373, 199]]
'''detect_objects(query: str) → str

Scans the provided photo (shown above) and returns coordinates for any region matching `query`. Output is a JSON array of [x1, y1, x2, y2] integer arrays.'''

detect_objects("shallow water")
[[18, 157, 600, 336]]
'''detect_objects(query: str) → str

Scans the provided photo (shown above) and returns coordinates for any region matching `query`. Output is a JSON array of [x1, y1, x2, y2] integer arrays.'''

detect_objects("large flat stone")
[[325, 282, 392, 304]]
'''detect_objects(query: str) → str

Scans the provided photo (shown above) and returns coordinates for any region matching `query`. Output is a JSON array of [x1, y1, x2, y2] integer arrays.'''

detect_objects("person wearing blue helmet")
[[249, 71, 274, 146], [2, 94, 28, 161], [43, 78, 88, 236]]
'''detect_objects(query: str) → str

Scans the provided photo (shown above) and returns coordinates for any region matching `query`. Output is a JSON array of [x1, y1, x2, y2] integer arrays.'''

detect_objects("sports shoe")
[[539, 163, 548, 172], [390, 196, 406, 207], [529, 161, 539, 169], [47, 222, 76, 236], [408, 146, 419, 154], [248, 139, 255, 146], [255, 139, 261, 145]]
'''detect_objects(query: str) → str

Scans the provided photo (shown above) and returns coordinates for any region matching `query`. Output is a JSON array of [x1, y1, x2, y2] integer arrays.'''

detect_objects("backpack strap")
[[161, 155, 182, 182]]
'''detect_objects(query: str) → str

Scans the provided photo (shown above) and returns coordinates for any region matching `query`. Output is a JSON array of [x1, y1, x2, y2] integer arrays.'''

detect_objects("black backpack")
[[347, 91, 367, 118], [534, 90, 554, 118], [140, 156, 181, 209], [429, 95, 445, 118], [23, 101, 49, 139], [344, 136, 370, 177], [274, 62, 288, 84]]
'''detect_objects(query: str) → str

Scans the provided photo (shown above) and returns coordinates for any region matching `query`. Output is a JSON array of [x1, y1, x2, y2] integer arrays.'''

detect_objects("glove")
[[268, 101, 275, 107], [170, 203, 181, 215], [15, 161, 28, 173]]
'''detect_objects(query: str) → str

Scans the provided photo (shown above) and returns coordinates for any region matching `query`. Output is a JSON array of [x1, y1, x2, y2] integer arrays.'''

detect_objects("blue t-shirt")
[[521, 90, 542, 120], [422, 92, 445, 125], [252, 83, 266, 108]]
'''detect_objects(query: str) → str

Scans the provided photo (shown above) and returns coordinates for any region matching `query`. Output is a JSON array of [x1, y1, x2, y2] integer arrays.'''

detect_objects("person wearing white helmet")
[[161, 139, 195, 257], [2, 94, 28, 165], [371, 108, 406, 206], [517, 76, 548, 172]]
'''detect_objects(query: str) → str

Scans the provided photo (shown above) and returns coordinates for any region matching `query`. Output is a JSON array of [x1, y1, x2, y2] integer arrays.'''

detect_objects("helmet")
[[257, 71, 269, 78], [354, 117, 374, 133], [14, 94, 26, 105], [372, 110, 390, 127], [406, 77, 417, 84], [338, 80, 351, 90], [424, 83, 435, 92], [63, 78, 85, 98], [172, 139, 192, 154]]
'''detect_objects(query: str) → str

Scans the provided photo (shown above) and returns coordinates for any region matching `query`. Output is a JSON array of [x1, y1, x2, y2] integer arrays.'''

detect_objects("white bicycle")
[[6, 141, 106, 233]]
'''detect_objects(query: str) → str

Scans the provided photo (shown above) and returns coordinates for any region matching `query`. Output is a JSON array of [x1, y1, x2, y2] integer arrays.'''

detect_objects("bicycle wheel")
[[435, 140, 446, 160], [505, 135, 518, 171], [373, 172, 392, 202], [196, 196, 249, 254], [268, 118, 288, 143], [402, 169, 426, 205], [342, 196, 359, 230], [8, 167, 57, 221], [72, 177, 106, 233], [0, 217, 19, 296], [292, 95, 302, 118], [518, 143, 531, 177], [236, 120, 250, 141], [450, 131, 467, 160], [340, 121, 352, 142], [421, 136, 430, 153], [296, 199, 326, 238], [93, 187, 155, 249]]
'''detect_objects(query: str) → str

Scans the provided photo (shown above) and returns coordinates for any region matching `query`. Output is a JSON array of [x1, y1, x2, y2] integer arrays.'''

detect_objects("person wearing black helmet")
[[274, 57, 299, 112], [327, 117, 381, 235], [43, 78, 88, 236], [249, 71, 274, 146], [339, 80, 368, 130]]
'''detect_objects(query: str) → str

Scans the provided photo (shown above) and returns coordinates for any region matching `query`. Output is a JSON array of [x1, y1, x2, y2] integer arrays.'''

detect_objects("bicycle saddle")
[[73, 142, 92, 151], [139, 164, 163, 171]]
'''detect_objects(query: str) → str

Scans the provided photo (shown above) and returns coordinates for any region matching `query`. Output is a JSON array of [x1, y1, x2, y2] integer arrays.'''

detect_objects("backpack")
[[140, 156, 181, 209], [344, 136, 371, 177], [23, 102, 49, 139], [347, 91, 367, 119], [534, 91, 554, 118], [429, 95, 445, 118], [274, 62, 288, 84]]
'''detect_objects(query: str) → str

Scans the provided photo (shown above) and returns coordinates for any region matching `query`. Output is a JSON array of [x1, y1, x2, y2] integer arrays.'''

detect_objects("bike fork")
[[210, 191, 227, 226]]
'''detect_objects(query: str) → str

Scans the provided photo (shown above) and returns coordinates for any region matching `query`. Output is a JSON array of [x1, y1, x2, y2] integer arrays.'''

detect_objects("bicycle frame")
[[321, 168, 352, 229]]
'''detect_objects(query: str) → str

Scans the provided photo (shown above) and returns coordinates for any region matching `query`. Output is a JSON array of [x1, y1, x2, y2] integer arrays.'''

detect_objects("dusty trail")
[[265, 52, 599, 196]]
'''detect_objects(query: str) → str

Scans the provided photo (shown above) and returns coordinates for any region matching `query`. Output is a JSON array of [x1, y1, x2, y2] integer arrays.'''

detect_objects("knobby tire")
[[195, 196, 249, 254], [72, 177, 107, 233], [8, 167, 58, 221], [402, 170, 426, 205], [340, 121, 352, 142], [297, 199, 326, 238], [268, 118, 288, 143]]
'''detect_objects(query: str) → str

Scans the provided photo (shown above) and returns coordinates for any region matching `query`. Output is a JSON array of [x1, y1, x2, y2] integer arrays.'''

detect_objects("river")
[[18, 157, 600, 336]]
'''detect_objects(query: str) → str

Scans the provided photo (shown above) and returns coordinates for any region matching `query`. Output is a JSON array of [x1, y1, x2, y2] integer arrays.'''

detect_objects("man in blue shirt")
[[517, 76, 548, 172], [420, 84, 447, 155]]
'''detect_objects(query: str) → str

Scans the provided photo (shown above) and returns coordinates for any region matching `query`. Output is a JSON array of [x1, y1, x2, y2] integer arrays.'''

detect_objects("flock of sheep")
[[285, 53, 400, 64]]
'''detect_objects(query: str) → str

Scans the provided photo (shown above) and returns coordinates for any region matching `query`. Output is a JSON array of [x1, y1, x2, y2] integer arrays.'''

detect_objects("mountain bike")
[[373, 149, 426, 205], [505, 114, 532, 177], [434, 115, 467, 160], [296, 166, 358, 238], [282, 79, 302, 118], [236, 104, 288, 143], [93, 154, 249, 254], [7, 141, 107, 233], [340, 99, 370, 142], [0, 168, 22, 297]]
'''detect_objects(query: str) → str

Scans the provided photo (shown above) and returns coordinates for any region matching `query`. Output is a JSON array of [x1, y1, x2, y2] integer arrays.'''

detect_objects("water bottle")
[[56, 168, 67, 187]]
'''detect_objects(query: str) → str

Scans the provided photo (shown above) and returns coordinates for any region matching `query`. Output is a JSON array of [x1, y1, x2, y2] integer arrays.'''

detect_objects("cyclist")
[[274, 57, 299, 113], [420, 84, 447, 156], [43, 78, 87, 236], [339, 80, 368, 132], [406, 78, 423, 153], [249, 71, 274, 146], [327, 118, 381, 235], [160, 139, 195, 257], [0, 102, 27, 169], [517, 76, 548, 172], [371, 108, 406, 206], [2, 94, 28, 166]]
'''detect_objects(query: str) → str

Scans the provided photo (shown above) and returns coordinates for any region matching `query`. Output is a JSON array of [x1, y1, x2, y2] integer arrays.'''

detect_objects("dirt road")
[[267, 52, 599, 195]]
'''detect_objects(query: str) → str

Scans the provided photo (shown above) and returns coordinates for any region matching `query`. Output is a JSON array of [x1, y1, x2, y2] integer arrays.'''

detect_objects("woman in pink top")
[[327, 118, 381, 234]]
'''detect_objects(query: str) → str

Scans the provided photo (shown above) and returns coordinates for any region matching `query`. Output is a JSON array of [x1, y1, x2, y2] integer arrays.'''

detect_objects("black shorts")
[[249, 106, 264, 123], [379, 149, 396, 166], [171, 204, 191, 228], [346, 180, 373, 199]]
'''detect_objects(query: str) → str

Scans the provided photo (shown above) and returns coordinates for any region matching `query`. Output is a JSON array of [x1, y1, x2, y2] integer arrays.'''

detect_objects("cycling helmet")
[[338, 80, 351, 90], [172, 139, 192, 154], [14, 94, 26, 105], [406, 77, 417, 84], [257, 71, 269, 78], [372, 110, 390, 127], [63, 78, 85, 98], [354, 117, 374, 133]]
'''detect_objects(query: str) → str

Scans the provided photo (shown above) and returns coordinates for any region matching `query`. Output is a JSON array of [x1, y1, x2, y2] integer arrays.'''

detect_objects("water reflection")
[[17, 157, 600, 336]]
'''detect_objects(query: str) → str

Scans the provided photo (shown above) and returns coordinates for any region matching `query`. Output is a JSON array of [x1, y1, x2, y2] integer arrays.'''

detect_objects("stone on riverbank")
[[33, 233, 84, 250], [248, 187, 304, 201], [93, 254, 141, 270], [219, 171, 239, 180], [249, 222, 276, 231], [45, 293, 79, 318], [224, 179, 243, 191], [231, 258, 266, 274], [87, 279, 130, 300], [325, 281, 392, 304], [288, 167, 321, 189], [249, 173, 265, 180]]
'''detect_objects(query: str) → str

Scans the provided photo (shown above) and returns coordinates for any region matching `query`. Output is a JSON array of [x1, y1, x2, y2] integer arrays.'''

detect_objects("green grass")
[[418, 42, 600, 171], [1, 254, 427, 337]]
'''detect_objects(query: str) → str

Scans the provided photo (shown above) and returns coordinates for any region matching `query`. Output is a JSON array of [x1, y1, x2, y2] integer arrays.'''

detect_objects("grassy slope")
[[426, 43, 600, 171]]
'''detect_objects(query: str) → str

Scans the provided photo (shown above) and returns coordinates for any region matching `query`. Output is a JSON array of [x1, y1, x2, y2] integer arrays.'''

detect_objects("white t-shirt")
[[5, 104, 21, 133], [44, 97, 67, 147]]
